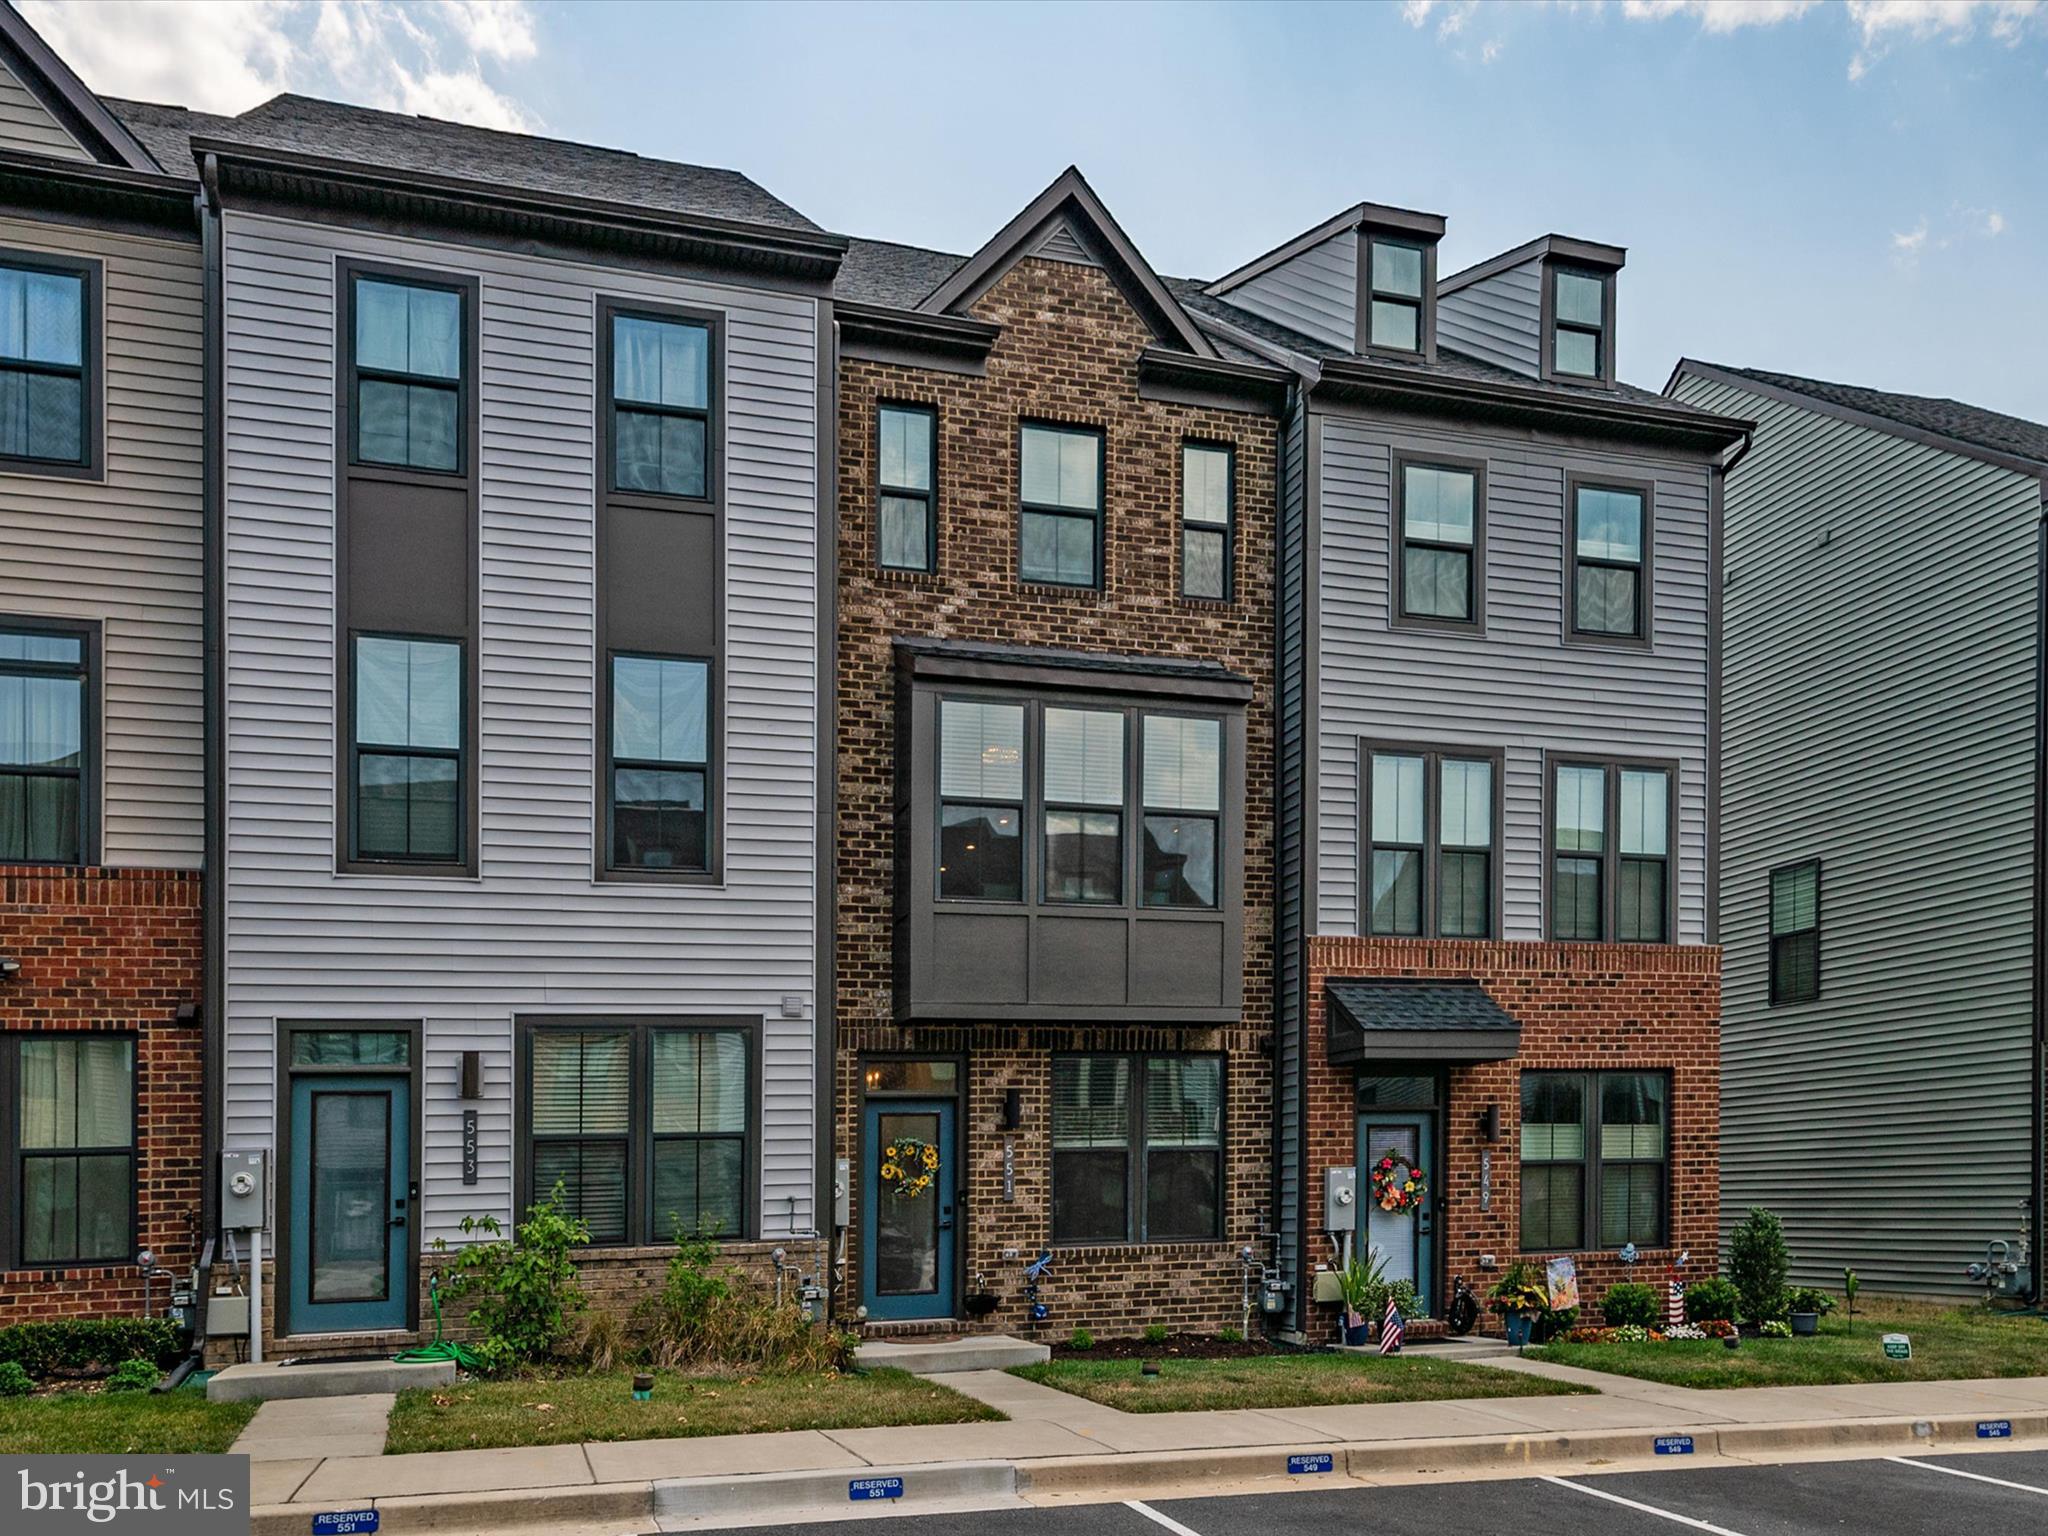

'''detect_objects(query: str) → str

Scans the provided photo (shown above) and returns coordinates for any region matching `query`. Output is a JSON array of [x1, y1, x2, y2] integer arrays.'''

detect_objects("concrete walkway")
[[233, 1391, 397, 1503]]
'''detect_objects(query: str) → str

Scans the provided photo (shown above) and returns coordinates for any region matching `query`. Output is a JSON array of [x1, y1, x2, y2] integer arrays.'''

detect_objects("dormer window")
[[1354, 210, 1443, 361], [1366, 238, 1424, 353], [1548, 267, 1610, 382]]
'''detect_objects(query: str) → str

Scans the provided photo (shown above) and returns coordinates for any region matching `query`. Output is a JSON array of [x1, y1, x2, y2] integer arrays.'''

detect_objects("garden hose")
[[393, 1274, 482, 1373]]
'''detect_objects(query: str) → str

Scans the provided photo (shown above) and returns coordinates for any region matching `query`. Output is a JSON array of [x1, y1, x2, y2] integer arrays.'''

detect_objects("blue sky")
[[33, 0, 2048, 418]]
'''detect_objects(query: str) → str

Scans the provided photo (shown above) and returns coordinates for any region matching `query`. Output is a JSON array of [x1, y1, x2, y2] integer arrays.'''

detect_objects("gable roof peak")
[[0, 3, 160, 172]]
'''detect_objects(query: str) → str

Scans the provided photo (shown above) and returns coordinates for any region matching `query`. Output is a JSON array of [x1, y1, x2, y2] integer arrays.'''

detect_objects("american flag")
[[1379, 1296, 1403, 1355]]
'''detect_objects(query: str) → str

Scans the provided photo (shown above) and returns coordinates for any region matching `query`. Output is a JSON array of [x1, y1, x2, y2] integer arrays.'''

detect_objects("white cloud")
[[1846, 0, 2045, 77], [1621, 0, 1818, 30], [1892, 218, 1930, 256], [1986, 209, 2008, 236], [1891, 205, 2011, 267], [17, 0, 541, 130], [1400, 0, 1438, 23]]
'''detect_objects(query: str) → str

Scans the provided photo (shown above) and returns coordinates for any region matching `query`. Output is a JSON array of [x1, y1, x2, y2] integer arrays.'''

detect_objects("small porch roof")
[[1325, 978, 1521, 1065]]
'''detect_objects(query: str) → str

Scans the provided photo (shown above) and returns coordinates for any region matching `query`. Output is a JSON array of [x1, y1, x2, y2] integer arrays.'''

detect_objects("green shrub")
[[436, 1184, 591, 1374], [1787, 1286, 1835, 1316], [0, 1318, 181, 1378], [1601, 1283, 1661, 1328], [1217, 1326, 1243, 1344], [635, 1228, 850, 1374], [1684, 1276, 1741, 1324], [1728, 1207, 1791, 1323], [1068, 1328, 1095, 1351], [104, 1358, 160, 1393], [1532, 1306, 1579, 1344], [1142, 1322, 1169, 1345], [0, 1360, 32, 1397]]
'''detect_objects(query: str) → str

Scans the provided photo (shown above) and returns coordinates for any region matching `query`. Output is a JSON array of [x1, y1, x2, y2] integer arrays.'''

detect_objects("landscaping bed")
[[1049, 1331, 1294, 1362], [0, 1388, 256, 1454], [1526, 1302, 2048, 1388], [1011, 1352, 1590, 1413], [384, 1366, 1000, 1452]]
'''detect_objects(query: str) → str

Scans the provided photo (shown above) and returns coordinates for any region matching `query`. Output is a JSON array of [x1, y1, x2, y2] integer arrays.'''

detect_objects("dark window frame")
[[1566, 473, 1655, 650], [345, 268, 470, 477], [1179, 439, 1235, 603], [602, 650, 717, 879], [0, 613, 97, 867], [1050, 1050, 1227, 1247], [1360, 739, 1505, 940], [1016, 419, 1106, 591], [935, 692, 1029, 906], [604, 304, 718, 504], [1545, 754, 1678, 944], [1518, 1068, 1670, 1253], [1392, 452, 1487, 634], [516, 1015, 761, 1247], [2, 1030, 137, 1269], [1539, 261, 1617, 389], [1140, 710, 1223, 912], [1040, 703, 1125, 907], [345, 630, 466, 869], [1769, 859, 1822, 1006], [0, 247, 102, 480], [876, 400, 938, 575], [1356, 227, 1440, 363]]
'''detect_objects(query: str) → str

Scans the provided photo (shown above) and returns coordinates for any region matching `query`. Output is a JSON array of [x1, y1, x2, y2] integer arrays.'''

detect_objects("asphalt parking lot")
[[729, 1447, 2048, 1536]]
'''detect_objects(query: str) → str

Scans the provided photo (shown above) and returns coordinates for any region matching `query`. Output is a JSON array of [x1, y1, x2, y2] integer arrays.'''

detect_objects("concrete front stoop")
[[856, 1333, 1051, 1374], [209, 1357, 454, 1402]]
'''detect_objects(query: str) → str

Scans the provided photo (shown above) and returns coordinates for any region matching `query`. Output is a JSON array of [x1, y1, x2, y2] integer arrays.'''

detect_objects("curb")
[[250, 1411, 2048, 1535]]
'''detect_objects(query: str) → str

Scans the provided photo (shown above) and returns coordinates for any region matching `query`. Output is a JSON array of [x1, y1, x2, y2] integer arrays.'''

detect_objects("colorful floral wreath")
[[879, 1136, 939, 1201], [1370, 1150, 1426, 1213]]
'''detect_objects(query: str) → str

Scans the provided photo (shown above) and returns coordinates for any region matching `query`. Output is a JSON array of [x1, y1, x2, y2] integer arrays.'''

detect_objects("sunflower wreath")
[[1369, 1149, 1427, 1214], [879, 1136, 940, 1201]]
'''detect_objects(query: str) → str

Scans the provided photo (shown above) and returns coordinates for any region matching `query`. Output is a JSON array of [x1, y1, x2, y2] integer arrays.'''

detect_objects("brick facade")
[[0, 867, 203, 1324], [1303, 936, 1719, 1338], [834, 255, 1279, 1338]]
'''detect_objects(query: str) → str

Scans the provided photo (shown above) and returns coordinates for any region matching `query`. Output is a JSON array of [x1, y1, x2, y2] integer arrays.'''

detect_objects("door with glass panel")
[[1358, 1114, 1434, 1309], [286, 1030, 413, 1335], [862, 1099, 956, 1320]]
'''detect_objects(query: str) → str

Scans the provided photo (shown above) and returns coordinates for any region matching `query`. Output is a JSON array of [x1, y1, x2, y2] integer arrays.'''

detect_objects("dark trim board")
[[815, 292, 837, 1281], [1206, 201, 1444, 298], [838, 302, 996, 376], [1438, 233, 1627, 298], [1136, 346, 1290, 415]]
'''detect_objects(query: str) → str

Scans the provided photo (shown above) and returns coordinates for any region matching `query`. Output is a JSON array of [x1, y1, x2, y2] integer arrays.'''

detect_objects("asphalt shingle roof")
[[1702, 364, 2048, 470], [1326, 979, 1521, 1035], [836, 237, 967, 309], [107, 94, 821, 233]]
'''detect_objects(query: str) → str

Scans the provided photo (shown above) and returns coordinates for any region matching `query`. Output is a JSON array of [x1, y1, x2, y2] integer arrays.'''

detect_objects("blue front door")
[[862, 1098, 956, 1320], [289, 1074, 411, 1334], [1359, 1112, 1436, 1315]]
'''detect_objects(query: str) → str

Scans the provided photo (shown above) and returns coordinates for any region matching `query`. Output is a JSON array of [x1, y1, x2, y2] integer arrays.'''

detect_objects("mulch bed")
[[1047, 1332, 1309, 1362]]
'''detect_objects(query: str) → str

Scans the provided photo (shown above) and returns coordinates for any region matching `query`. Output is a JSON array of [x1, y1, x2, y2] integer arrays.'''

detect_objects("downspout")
[[2033, 501, 2045, 1304], [199, 154, 226, 1305], [814, 295, 839, 1310]]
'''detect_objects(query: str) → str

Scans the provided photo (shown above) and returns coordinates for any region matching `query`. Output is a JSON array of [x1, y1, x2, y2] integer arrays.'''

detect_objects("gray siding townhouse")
[[1669, 362, 2048, 1300], [0, 9, 208, 1327], [1176, 215, 1750, 1335], [107, 90, 845, 1354]]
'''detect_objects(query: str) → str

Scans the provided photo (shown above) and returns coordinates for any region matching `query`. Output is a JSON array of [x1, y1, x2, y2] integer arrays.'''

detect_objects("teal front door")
[[1359, 1112, 1436, 1314], [862, 1099, 956, 1321], [288, 1074, 411, 1334]]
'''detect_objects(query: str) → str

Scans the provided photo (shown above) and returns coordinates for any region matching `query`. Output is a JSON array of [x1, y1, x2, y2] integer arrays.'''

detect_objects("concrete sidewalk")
[[243, 1357, 2048, 1535]]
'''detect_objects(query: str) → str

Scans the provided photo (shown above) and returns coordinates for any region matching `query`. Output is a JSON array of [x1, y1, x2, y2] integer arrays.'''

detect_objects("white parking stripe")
[[1884, 1456, 2048, 1496], [1540, 1475, 1753, 1535], [1124, 1500, 1206, 1536]]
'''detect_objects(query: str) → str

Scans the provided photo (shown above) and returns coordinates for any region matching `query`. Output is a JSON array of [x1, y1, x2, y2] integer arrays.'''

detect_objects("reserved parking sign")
[[1654, 1436, 1695, 1456], [849, 1478, 904, 1502], [1287, 1453, 1334, 1474]]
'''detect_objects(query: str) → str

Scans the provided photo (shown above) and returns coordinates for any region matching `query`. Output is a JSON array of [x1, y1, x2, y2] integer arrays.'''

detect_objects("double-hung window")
[[938, 700, 1024, 902], [1366, 746, 1496, 938], [0, 622, 88, 864], [525, 1021, 749, 1244], [1019, 422, 1103, 587], [351, 275, 463, 473], [1550, 267, 1608, 380], [1141, 715, 1221, 908], [350, 635, 462, 864], [1520, 1070, 1667, 1251], [608, 654, 710, 874], [1551, 760, 1672, 942], [1181, 443, 1233, 601], [1770, 860, 1821, 1005], [1366, 237, 1425, 353], [1043, 707, 1123, 903], [611, 312, 711, 498], [0, 256, 93, 471], [878, 404, 936, 572], [1397, 459, 1481, 625], [1570, 481, 1649, 642], [1052, 1054, 1222, 1245], [7, 1034, 134, 1266]]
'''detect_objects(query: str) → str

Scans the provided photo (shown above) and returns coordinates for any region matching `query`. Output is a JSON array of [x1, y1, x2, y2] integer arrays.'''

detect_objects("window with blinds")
[[1366, 745, 1496, 938], [1052, 1054, 1221, 1245], [9, 1034, 133, 1266], [1770, 861, 1820, 1006], [1519, 1069, 1667, 1253]]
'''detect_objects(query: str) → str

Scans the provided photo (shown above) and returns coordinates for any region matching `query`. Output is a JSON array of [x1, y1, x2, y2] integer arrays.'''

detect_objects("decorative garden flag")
[[1668, 1277, 1685, 1327], [1380, 1296, 1403, 1354]]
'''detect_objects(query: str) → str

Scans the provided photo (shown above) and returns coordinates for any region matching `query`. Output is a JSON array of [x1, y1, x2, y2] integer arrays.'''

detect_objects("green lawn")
[[384, 1366, 1000, 1452], [0, 1391, 256, 1454], [1526, 1302, 2048, 1388], [1010, 1352, 1591, 1413]]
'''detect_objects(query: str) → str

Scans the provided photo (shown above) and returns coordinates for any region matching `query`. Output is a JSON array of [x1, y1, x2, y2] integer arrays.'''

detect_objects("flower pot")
[[1790, 1311, 1819, 1336], [1342, 1314, 1372, 1347], [1503, 1313, 1534, 1348]]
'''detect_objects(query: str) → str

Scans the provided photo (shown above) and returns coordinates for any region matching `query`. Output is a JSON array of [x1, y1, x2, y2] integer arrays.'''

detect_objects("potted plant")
[[1786, 1285, 1834, 1337], [1336, 1251, 1386, 1346], [1488, 1261, 1548, 1348]]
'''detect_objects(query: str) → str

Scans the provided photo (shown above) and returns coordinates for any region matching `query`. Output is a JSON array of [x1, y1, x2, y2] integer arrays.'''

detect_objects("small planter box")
[[1790, 1312, 1819, 1336]]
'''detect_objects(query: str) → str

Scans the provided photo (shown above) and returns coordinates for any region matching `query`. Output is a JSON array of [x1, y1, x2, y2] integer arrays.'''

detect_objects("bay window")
[[938, 699, 1024, 902], [1142, 715, 1220, 909], [1043, 707, 1122, 903]]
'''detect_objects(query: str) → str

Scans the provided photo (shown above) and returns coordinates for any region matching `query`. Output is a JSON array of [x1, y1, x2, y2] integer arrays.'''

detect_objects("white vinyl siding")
[[1437, 259, 1542, 379], [1220, 231, 1356, 353]]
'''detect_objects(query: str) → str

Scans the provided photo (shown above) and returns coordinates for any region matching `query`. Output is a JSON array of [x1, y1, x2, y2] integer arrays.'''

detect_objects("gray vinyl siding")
[[1273, 391, 1309, 1316], [1437, 259, 1541, 379], [1314, 409, 1711, 943], [0, 215, 202, 867], [1223, 232, 1356, 354], [1675, 371, 2040, 1295], [0, 58, 89, 162], [220, 210, 822, 1247]]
